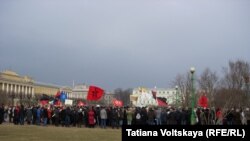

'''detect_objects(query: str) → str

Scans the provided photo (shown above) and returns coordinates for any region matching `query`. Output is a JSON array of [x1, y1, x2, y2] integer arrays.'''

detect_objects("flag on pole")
[[40, 100, 49, 106], [198, 95, 208, 108], [78, 101, 85, 107], [112, 98, 123, 107], [60, 91, 67, 103], [156, 98, 168, 107], [54, 99, 61, 107], [87, 85, 104, 101], [55, 91, 61, 98]]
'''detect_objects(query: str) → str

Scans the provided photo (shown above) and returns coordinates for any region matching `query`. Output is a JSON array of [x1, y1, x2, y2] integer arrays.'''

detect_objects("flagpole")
[[190, 67, 196, 125]]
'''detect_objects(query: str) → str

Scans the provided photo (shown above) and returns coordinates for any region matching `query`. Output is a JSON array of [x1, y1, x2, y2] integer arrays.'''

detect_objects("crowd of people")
[[0, 104, 250, 127]]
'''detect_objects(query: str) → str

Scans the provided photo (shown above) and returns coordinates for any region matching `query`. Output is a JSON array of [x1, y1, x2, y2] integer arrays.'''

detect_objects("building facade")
[[34, 82, 60, 97], [130, 87, 180, 107], [103, 91, 115, 106], [0, 70, 116, 106], [0, 70, 73, 105], [34, 83, 72, 97], [71, 84, 89, 99], [0, 70, 35, 104]]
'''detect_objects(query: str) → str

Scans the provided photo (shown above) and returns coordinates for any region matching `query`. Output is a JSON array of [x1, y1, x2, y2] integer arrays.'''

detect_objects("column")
[[10, 84, 13, 93], [25, 86, 27, 95], [2, 83, 4, 91], [20, 85, 23, 93], [28, 87, 31, 94], [22, 86, 25, 93], [18, 85, 20, 93], [14, 84, 17, 93], [32, 87, 34, 98], [6, 83, 9, 93]]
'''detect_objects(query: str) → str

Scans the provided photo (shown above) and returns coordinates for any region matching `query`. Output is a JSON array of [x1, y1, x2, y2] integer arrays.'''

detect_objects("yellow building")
[[0, 70, 72, 105], [34, 82, 60, 97], [0, 70, 35, 98]]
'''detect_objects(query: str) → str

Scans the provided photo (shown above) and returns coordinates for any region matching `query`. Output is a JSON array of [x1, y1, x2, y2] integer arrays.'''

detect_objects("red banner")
[[198, 95, 208, 108], [112, 99, 123, 107], [87, 86, 104, 101], [40, 100, 49, 106], [157, 98, 168, 107], [55, 91, 61, 98], [54, 100, 61, 107], [78, 101, 85, 107]]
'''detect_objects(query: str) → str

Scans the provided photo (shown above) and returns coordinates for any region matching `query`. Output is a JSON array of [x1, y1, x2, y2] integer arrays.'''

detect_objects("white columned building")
[[0, 70, 35, 105]]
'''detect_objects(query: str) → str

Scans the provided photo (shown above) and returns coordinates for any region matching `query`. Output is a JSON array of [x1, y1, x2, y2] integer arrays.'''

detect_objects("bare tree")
[[114, 88, 132, 106], [214, 88, 245, 108], [198, 68, 218, 106], [220, 60, 250, 107], [171, 72, 194, 107], [222, 60, 250, 90]]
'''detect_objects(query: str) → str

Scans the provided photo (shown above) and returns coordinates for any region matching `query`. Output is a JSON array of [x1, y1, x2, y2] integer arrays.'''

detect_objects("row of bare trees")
[[172, 59, 250, 109], [113, 88, 132, 106], [0, 90, 37, 106]]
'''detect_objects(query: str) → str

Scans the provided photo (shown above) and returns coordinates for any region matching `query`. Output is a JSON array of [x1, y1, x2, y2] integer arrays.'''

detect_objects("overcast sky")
[[0, 0, 249, 90]]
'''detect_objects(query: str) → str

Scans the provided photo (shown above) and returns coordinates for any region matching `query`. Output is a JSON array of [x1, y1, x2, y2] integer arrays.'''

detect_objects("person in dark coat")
[[65, 107, 71, 127], [123, 107, 128, 125], [140, 107, 148, 125], [32, 106, 37, 125], [77, 108, 83, 128], [42, 107, 48, 126], [19, 105, 25, 125], [26, 106, 33, 125], [13, 106, 20, 125], [0, 104, 4, 124], [111, 107, 119, 128], [53, 107, 60, 126]]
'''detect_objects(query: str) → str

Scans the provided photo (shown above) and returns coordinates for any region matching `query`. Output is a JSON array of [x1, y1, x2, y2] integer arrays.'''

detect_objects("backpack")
[[136, 113, 141, 120]]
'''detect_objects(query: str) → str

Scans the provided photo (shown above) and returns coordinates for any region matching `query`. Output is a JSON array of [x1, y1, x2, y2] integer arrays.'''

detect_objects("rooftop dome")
[[2, 70, 19, 76]]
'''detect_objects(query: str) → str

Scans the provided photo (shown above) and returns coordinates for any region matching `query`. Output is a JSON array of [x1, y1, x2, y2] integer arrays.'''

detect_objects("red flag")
[[55, 91, 60, 98], [198, 95, 208, 108], [40, 100, 49, 106], [112, 99, 123, 107], [157, 98, 168, 107], [78, 101, 85, 107], [54, 100, 61, 107], [87, 86, 104, 101]]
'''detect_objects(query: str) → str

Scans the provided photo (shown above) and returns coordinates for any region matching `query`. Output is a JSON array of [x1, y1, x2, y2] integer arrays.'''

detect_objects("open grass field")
[[0, 124, 121, 141]]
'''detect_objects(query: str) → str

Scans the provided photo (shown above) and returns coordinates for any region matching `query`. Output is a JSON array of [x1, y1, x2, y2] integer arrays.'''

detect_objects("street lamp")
[[175, 86, 178, 107], [190, 67, 196, 125]]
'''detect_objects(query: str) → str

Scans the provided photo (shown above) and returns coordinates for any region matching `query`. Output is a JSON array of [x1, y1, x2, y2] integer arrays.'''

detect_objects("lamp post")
[[190, 67, 196, 125], [175, 86, 178, 107]]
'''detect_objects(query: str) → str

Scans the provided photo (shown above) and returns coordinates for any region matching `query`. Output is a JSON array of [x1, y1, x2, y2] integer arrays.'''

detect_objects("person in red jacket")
[[88, 106, 95, 128], [216, 108, 223, 125]]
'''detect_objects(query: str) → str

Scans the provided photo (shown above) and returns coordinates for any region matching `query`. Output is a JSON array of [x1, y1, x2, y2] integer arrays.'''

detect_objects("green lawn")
[[0, 124, 121, 141]]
